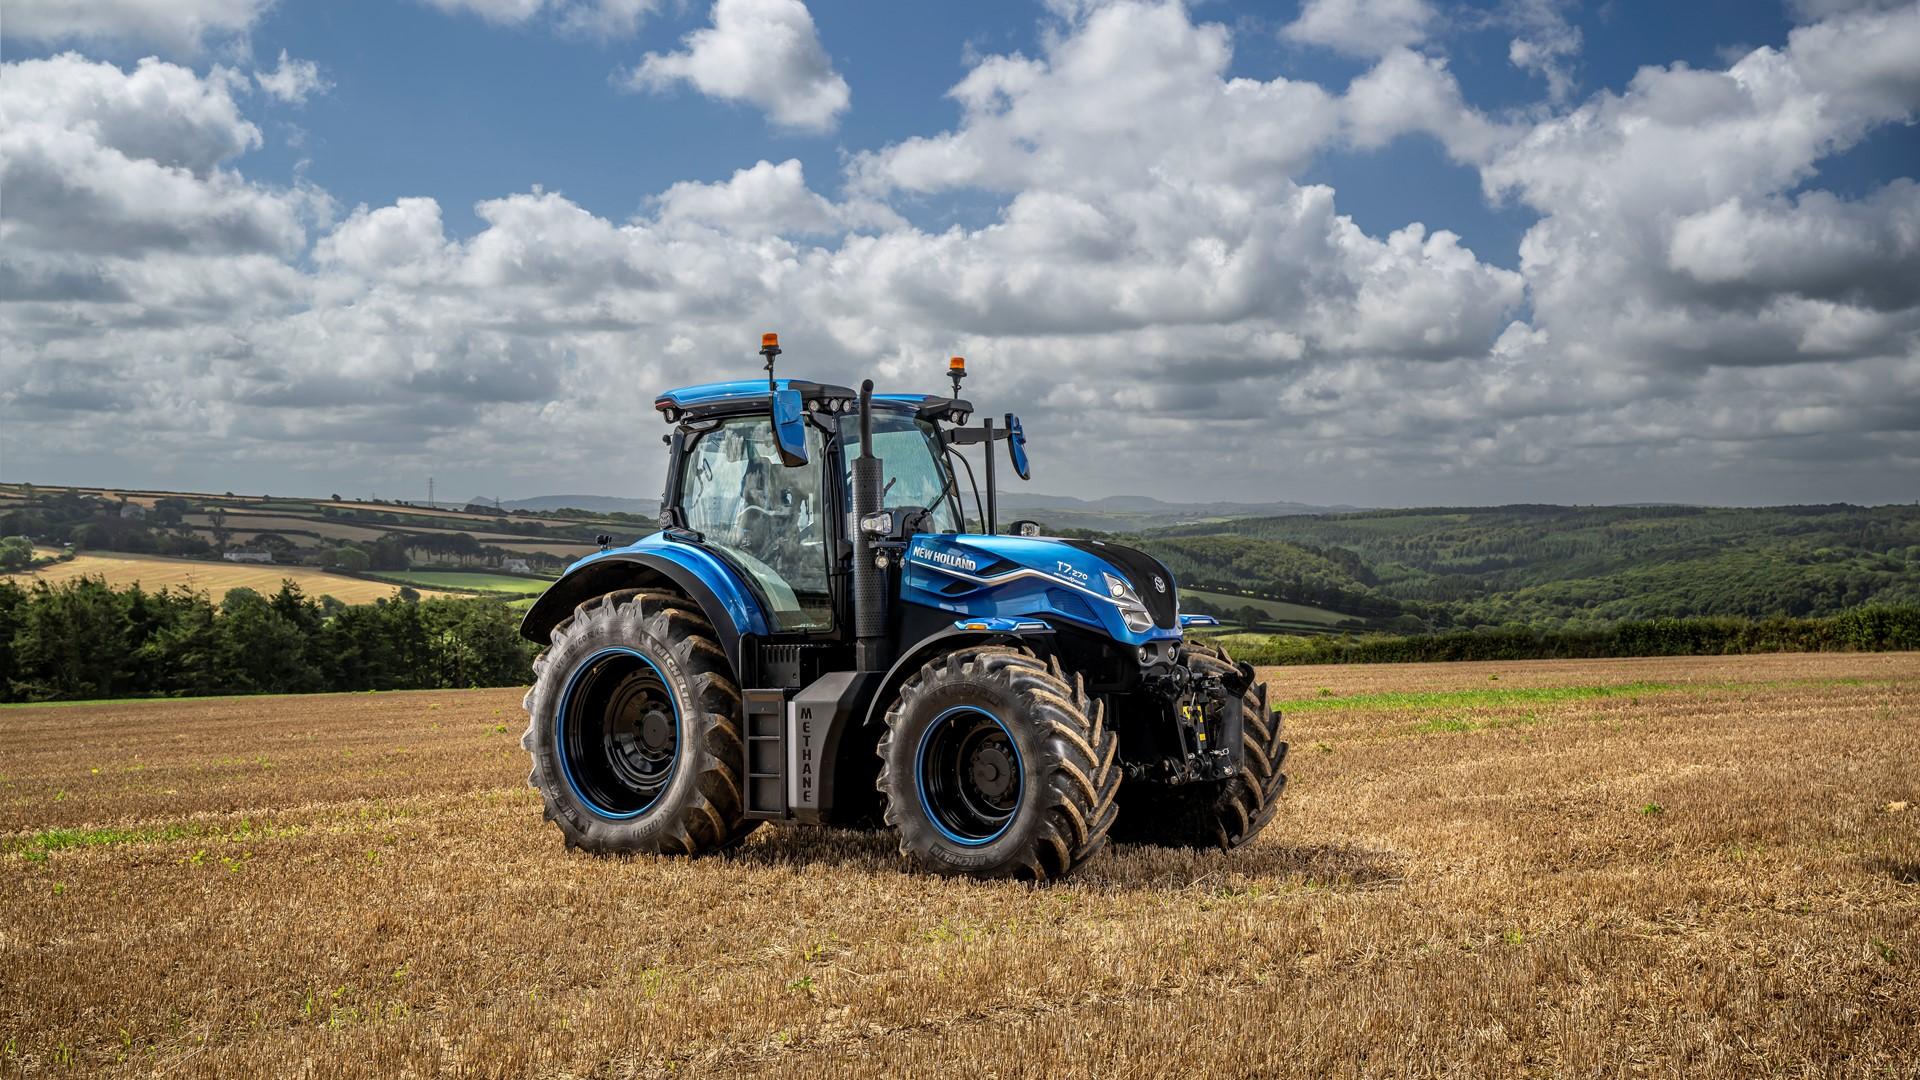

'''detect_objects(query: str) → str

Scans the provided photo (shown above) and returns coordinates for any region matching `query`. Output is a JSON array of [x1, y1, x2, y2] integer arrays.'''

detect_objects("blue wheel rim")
[[915, 706, 1024, 846], [555, 647, 680, 819]]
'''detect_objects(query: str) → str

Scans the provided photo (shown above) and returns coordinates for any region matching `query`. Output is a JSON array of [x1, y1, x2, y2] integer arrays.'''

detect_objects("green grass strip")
[[7, 824, 200, 855], [1272, 680, 1680, 713], [7, 818, 303, 859]]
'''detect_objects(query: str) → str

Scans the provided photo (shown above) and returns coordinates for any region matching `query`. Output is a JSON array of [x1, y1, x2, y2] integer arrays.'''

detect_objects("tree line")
[[1206, 606, 1920, 666], [0, 577, 538, 703]]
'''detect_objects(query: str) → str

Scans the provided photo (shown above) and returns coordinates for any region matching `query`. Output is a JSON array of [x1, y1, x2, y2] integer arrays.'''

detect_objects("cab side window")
[[677, 418, 832, 630]]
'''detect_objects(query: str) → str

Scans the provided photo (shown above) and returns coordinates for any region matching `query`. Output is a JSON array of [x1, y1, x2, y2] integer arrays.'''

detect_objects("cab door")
[[675, 417, 835, 631]]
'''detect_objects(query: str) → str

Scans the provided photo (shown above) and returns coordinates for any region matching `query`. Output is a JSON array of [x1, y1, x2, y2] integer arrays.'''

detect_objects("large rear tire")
[[521, 589, 757, 855], [1111, 642, 1288, 849], [876, 646, 1120, 880]]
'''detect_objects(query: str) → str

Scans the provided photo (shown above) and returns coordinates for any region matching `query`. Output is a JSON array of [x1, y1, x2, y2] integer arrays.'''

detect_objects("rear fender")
[[518, 543, 769, 675]]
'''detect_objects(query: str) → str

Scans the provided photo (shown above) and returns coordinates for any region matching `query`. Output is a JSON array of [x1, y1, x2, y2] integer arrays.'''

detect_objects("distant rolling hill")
[[1139, 503, 1920, 630], [480, 495, 660, 517], [997, 491, 1361, 533]]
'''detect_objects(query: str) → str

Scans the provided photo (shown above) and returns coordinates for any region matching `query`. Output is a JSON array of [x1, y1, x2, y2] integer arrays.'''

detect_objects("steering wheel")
[[734, 503, 775, 559]]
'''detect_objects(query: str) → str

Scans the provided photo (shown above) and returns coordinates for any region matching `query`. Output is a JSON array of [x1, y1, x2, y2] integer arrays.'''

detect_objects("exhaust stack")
[[851, 379, 887, 672]]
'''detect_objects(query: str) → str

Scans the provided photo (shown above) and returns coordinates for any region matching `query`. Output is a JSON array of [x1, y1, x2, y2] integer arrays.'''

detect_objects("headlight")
[[860, 510, 893, 536], [1103, 572, 1153, 632]]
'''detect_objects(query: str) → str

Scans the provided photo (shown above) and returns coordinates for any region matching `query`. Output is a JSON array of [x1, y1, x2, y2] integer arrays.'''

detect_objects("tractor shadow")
[[724, 825, 902, 876], [724, 825, 1407, 894], [1869, 857, 1920, 885], [1089, 840, 1409, 894]]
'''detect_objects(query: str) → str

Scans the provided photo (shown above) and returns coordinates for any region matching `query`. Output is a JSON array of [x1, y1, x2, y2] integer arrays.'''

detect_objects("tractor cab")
[[649, 377, 973, 631], [514, 335, 1289, 880]]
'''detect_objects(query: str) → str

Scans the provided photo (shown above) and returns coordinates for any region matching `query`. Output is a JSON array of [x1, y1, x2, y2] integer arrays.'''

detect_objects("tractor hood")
[[901, 533, 1182, 643]]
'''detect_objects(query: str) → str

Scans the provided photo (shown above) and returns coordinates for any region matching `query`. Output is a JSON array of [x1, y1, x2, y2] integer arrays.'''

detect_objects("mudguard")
[[858, 618, 1057, 731], [518, 535, 770, 674]]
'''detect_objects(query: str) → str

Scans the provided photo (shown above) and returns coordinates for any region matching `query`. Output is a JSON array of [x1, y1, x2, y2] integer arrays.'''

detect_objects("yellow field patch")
[[1, 551, 453, 603]]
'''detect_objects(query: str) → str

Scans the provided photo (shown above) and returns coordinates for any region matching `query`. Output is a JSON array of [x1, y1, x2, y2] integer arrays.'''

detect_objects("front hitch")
[[1135, 656, 1246, 784]]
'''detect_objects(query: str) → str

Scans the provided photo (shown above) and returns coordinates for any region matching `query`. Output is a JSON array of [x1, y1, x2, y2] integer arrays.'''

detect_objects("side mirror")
[[1005, 413, 1030, 480], [771, 388, 809, 467]]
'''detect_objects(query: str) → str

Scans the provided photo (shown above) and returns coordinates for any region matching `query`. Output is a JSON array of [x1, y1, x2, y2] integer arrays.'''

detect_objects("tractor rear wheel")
[[521, 589, 757, 855], [877, 646, 1120, 880], [1111, 642, 1288, 849]]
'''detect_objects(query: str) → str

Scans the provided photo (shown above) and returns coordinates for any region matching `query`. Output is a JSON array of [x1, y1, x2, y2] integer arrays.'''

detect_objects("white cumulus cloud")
[[1283, 0, 1438, 58], [0, 55, 315, 258], [1499, 0, 1582, 102], [1342, 47, 1502, 163], [254, 50, 331, 105], [628, 0, 850, 132], [852, 1, 1340, 197], [421, 0, 657, 36], [4, 0, 271, 54]]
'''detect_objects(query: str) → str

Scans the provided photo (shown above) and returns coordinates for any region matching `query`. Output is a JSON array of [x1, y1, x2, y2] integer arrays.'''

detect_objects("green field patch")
[[1273, 680, 1680, 714], [8, 824, 199, 857], [7, 818, 302, 859], [1180, 588, 1358, 627], [370, 571, 551, 594]]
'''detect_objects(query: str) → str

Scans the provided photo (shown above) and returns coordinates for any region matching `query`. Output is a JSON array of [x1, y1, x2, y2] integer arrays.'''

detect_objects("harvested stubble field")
[[2, 552, 453, 604], [2, 653, 1915, 1078]]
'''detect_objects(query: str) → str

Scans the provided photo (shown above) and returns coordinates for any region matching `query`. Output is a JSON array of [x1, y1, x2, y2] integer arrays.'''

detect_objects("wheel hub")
[[917, 706, 1023, 845], [558, 649, 679, 818], [968, 743, 1015, 801], [640, 708, 673, 749]]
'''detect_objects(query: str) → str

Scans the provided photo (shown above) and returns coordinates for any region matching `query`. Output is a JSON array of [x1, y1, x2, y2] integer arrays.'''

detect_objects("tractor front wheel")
[[521, 589, 757, 855], [876, 646, 1120, 880]]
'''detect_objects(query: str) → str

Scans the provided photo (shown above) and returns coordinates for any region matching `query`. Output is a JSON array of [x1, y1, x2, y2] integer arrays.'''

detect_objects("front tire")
[[877, 647, 1120, 880], [1111, 642, 1288, 849], [521, 589, 757, 855]]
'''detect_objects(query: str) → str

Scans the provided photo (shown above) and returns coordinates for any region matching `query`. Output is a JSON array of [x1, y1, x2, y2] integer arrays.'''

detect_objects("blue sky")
[[3, 0, 1916, 507]]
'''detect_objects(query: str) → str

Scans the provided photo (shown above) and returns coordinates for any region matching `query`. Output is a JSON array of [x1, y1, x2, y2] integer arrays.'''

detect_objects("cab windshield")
[[839, 410, 965, 534]]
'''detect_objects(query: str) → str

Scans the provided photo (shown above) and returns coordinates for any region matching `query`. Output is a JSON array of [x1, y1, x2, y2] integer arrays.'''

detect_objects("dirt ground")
[[2, 652, 1915, 1078]]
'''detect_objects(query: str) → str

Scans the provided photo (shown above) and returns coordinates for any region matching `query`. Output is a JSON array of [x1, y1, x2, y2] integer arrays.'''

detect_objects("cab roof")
[[655, 378, 970, 421]]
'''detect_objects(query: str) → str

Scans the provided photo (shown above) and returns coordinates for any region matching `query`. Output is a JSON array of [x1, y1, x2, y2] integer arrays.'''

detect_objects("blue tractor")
[[518, 335, 1288, 879]]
